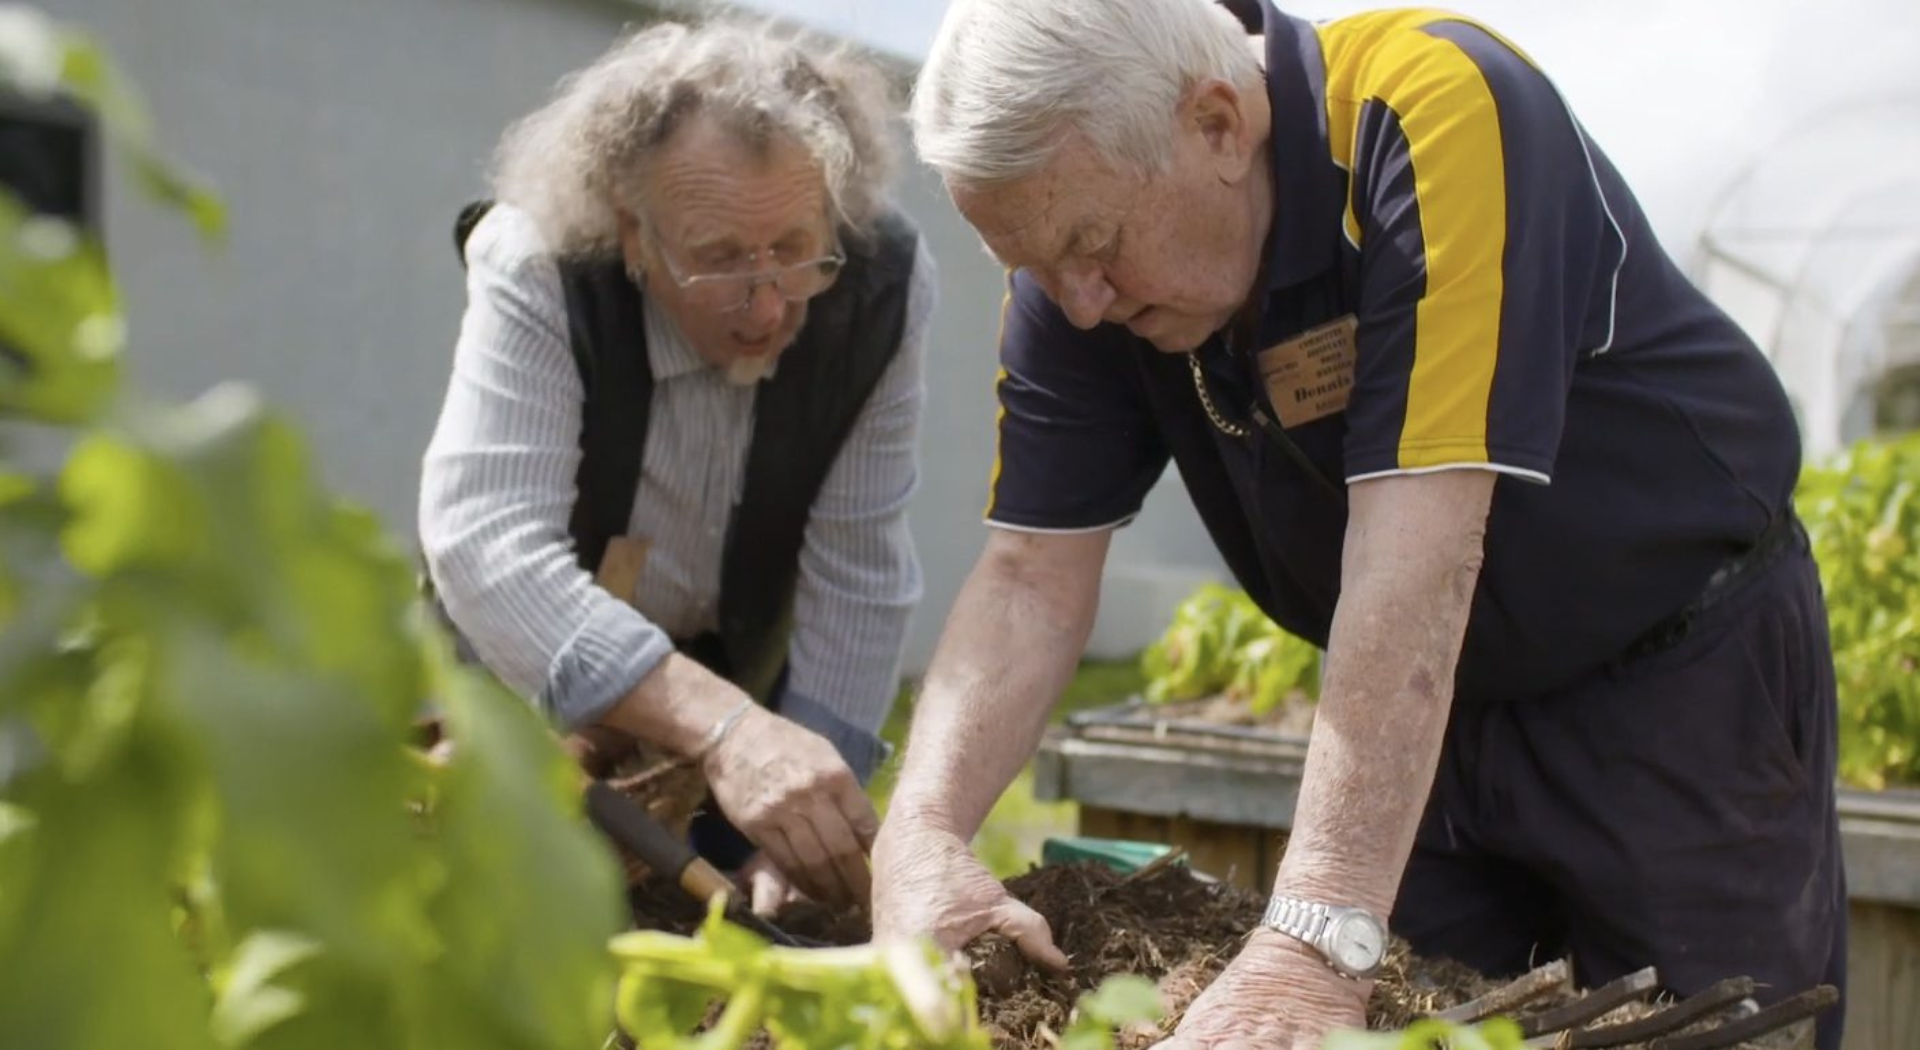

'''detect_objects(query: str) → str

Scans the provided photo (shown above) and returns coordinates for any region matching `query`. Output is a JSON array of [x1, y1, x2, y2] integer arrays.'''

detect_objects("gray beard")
[[628, 262, 775, 387], [722, 353, 775, 386]]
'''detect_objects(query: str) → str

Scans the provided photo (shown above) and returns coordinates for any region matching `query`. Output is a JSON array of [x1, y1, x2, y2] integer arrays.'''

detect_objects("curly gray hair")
[[492, 17, 901, 258]]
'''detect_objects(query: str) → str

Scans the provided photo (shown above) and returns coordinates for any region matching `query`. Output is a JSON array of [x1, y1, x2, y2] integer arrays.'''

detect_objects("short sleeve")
[[984, 271, 1170, 531], [1339, 19, 1625, 485]]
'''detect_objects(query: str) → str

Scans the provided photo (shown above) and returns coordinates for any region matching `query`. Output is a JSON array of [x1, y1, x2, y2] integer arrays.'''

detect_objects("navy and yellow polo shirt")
[[985, 1, 1803, 703]]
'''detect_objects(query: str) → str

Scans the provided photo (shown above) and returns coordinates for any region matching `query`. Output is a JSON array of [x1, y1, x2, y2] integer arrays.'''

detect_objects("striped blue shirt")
[[419, 204, 930, 779]]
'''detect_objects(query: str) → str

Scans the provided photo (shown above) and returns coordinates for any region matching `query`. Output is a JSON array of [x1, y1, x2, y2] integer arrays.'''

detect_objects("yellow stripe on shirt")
[[983, 278, 1015, 518], [1320, 12, 1511, 468]]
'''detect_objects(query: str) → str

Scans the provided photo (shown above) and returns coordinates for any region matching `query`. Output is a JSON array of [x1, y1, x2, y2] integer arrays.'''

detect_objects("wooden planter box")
[[1032, 699, 1920, 1050]]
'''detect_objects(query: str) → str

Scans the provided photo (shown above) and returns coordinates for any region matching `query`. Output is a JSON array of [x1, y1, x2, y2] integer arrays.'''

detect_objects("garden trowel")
[[582, 779, 825, 949]]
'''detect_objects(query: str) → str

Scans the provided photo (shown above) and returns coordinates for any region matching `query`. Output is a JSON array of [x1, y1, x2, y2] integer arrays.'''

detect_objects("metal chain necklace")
[[1186, 351, 1249, 438]]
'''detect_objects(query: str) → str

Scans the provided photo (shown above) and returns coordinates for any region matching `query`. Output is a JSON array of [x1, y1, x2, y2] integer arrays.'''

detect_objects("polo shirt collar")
[[1254, 1, 1345, 294]]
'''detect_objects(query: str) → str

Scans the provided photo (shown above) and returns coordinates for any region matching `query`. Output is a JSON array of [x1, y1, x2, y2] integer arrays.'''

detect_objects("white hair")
[[493, 17, 900, 258], [910, 0, 1262, 186]]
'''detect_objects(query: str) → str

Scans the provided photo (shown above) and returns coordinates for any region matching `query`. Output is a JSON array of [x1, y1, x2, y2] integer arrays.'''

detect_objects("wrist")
[[695, 699, 773, 778], [1274, 852, 1397, 919], [879, 798, 968, 842], [600, 653, 749, 757], [1242, 927, 1373, 1006], [691, 696, 754, 765]]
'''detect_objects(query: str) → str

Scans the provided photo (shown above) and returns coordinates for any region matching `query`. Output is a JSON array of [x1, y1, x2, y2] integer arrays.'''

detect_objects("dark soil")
[[939, 863, 1500, 1047]]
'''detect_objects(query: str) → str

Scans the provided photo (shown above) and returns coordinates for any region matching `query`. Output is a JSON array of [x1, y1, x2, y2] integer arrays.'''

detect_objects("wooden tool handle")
[[677, 854, 738, 904]]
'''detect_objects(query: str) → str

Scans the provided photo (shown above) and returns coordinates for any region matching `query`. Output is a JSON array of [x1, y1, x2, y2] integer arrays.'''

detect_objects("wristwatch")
[[1259, 895, 1389, 980]]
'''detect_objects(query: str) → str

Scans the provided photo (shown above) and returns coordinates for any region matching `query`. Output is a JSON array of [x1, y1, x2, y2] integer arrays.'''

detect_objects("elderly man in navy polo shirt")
[[871, 1, 1847, 1047]]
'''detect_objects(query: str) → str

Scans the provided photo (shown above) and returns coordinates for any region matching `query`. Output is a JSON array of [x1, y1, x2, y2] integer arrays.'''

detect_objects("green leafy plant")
[[1140, 583, 1320, 713], [610, 901, 993, 1049], [611, 912, 1171, 1050], [1796, 432, 1920, 788], [0, 10, 624, 1049], [1057, 974, 1163, 1050], [1322, 1016, 1525, 1050]]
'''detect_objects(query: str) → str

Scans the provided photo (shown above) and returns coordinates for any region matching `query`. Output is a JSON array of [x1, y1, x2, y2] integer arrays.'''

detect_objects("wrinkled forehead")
[[644, 117, 833, 245], [949, 149, 1136, 268], [950, 177, 1063, 258]]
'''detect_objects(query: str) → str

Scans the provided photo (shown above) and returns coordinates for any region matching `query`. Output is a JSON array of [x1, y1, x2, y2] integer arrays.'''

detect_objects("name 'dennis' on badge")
[[1256, 314, 1358, 427]]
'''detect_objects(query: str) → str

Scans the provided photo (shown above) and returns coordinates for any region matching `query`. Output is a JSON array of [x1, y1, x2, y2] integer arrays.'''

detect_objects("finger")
[[804, 800, 872, 908], [777, 818, 842, 906], [753, 828, 808, 904], [992, 899, 1070, 972], [747, 864, 787, 917], [837, 776, 880, 837], [834, 783, 880, 852]]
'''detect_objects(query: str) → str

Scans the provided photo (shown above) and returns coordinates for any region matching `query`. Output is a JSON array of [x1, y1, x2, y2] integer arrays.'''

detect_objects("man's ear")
[[1184, 78, 1257, 184], [616, 209, 645, 270], [616, 208, 656, 287]]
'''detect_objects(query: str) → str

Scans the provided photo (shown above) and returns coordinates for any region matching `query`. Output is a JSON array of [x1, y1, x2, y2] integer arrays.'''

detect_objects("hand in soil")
[[870, 823, 1071, 972], [699, 706, 879, 909], [1154, 929, 1366, 1050], [735, 850, 805, 916]]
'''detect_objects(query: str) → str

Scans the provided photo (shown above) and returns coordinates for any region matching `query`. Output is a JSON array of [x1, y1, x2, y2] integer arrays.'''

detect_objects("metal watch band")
[[1261, 895, 1332, 945]]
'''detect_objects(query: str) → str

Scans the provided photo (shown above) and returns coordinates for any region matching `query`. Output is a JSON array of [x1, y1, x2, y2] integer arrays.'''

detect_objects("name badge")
[[1255, 314, 1358, 427]]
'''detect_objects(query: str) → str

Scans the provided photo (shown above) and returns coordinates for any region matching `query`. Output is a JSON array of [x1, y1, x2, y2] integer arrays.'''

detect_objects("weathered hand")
[[699, 706, 877, 909], [734, 850, 806, 917], [870, 821, 1069, 970], [1155, 931, 1367, 1049]]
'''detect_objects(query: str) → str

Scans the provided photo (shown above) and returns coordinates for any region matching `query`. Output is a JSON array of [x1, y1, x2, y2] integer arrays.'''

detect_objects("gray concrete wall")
[[54, 0, 1222, 672], [53, 0, 652, 520]]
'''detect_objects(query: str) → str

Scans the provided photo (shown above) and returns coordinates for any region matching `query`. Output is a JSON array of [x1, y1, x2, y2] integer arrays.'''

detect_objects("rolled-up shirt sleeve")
[[417, 204, 671, 728], [778, 238, 935, 783]]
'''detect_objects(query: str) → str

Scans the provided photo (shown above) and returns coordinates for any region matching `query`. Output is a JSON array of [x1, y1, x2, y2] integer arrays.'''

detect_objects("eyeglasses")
[[655, 242, 847, 314]]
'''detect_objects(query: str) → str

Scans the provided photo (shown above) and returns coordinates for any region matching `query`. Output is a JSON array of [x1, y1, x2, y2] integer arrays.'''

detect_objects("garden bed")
[[630, 862, 1499, 1046], [627, 862, 1814, 1049]]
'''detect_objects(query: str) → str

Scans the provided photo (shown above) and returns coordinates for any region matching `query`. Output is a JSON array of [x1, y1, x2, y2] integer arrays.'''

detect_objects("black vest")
[[447, 202, 918, 704]]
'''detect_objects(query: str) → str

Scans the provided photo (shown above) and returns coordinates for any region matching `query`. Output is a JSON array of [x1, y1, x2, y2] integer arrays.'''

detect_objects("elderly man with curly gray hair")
[[419, 18, 934, 915]]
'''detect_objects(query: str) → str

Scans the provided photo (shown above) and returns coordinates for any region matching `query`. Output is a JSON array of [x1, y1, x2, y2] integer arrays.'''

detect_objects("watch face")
[[1327, 912, 1387, 974]]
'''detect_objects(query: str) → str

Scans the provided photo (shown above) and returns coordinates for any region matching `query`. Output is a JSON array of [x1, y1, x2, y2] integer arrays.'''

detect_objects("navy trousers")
[[1393, 531, 1848, 1050]]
